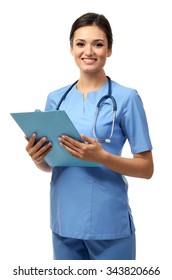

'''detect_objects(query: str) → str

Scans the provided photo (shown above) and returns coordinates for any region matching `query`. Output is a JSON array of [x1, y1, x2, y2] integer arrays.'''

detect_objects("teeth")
[[83, 58, 96, 62], [83, 58, 95, 60]]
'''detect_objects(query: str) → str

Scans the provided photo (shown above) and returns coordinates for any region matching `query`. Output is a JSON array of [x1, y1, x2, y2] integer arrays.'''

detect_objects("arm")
[[59, 134, 154, 179], [98, 149, 153, 179], [34, 160, 52, 172], [25, 133, 52, 172]]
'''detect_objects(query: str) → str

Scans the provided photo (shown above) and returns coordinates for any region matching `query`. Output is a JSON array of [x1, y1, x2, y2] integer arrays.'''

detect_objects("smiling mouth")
[[82, 58, 97, 63]]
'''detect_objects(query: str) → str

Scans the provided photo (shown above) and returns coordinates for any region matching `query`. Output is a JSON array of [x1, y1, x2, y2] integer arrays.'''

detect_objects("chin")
[[81, 68, 100, 74]]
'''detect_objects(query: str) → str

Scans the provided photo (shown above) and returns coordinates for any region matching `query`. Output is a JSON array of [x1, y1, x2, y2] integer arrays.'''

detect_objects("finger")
[[36, 141, 52, 154], [81, 134, 96, 144], [29, 136, 48, 152], [24, 135, 29, 141], [26, 136, 51, 157], [59, 136, 84, 158], [25, 133, 37, 151], [32, 145, 52, 163], [59, 139, 80, 154], [59, 135, 82, 148], [34, 137, 49, 150], [60, 143, 80, 157]]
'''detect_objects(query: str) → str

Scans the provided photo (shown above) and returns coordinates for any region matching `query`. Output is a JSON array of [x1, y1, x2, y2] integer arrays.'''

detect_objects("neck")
[[77, 72, 108, 96]]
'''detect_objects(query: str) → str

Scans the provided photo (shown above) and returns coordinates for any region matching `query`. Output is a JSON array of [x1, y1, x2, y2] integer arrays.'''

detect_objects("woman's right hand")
[[25, 133, 52, 164]]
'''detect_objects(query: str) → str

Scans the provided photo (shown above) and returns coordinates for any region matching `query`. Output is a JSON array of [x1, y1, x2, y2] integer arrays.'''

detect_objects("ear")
[[107, 48, 112, 57]]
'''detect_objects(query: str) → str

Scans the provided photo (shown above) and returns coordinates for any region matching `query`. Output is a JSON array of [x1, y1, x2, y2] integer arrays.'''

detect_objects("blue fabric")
[[52, 232, 136, 260], [45, 79, 152, 240]]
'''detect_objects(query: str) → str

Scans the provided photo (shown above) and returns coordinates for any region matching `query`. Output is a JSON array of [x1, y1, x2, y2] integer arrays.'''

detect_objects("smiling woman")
[[25, 12, 153, 260], [70, 25, 112, 81]]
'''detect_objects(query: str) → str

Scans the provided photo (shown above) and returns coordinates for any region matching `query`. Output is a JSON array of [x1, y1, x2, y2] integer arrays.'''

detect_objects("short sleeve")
[[44, 92, 57, 111], [121, 90, 152, 154]]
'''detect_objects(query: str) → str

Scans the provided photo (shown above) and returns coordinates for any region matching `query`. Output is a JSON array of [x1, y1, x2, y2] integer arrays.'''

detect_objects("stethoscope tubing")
[[56, 76, 117, 143]]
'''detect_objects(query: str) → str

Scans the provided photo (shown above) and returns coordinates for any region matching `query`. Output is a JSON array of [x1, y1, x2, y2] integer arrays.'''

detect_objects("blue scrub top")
[[45, 79, 152, 240]]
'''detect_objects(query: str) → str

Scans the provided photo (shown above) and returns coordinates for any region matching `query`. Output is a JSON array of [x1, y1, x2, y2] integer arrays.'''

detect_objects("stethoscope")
[[56, 76, 117, 143]]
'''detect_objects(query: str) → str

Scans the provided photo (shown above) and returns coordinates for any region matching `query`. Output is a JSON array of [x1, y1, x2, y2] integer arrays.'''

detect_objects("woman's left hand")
[[58, 134, 154, 179], [58, 134, 105, 163]]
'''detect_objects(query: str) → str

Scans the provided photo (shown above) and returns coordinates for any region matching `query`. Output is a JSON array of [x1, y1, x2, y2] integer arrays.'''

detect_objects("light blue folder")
[[10, 110, 98, 167]]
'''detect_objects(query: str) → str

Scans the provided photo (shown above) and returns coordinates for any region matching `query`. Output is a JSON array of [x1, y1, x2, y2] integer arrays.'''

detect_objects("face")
[[70, 25, 112, 75]]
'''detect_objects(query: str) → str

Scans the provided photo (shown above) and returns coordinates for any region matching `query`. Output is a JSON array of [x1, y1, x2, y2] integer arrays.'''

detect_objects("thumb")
[[81, 134, 95, 144]]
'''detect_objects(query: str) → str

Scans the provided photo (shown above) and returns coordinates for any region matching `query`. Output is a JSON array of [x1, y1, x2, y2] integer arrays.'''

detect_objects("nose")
[[84, 44, 93, 56]]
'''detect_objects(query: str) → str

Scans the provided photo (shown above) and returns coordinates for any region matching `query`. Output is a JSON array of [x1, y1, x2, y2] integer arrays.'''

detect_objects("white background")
[[0, 0, 171, 279]]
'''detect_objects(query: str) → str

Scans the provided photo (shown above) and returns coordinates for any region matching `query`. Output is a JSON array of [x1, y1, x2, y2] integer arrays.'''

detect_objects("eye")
[[94, 43, 104, 48], [76, 42, 85, 47]]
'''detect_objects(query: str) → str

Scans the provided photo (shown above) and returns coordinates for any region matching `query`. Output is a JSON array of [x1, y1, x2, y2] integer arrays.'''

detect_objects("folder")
[[10, 110, 98, 167]]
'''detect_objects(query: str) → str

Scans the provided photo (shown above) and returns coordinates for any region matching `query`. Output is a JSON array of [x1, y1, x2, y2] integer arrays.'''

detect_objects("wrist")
[[33, 159, 44, 165]]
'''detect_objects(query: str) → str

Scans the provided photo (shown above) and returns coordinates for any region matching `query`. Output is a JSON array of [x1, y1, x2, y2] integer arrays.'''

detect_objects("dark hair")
[[70, 12, 113, 49]]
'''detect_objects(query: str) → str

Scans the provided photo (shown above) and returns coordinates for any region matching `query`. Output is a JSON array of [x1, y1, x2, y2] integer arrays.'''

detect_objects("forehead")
[[73, 25, 107, 41]]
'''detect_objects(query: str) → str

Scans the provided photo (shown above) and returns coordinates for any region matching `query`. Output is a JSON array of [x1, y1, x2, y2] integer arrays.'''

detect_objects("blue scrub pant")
[[52, 232, 136, 260]]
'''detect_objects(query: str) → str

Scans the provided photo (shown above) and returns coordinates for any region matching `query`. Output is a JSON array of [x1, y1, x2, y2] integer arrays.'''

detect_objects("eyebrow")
[[75, 39, 105, 42]]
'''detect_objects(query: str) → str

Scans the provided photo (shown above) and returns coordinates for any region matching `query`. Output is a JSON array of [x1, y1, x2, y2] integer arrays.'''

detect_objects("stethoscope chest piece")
[[56, 76, 117, 143]]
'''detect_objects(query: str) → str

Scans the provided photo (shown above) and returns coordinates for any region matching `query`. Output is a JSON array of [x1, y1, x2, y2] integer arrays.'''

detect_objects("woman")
[[26, 12, 153, 260]]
